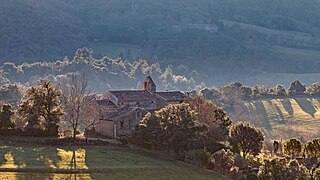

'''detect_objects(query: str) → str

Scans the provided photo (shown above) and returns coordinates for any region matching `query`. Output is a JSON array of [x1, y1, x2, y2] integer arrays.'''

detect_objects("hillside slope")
[[229, 98, 320, 140], [2, 0, 320, 86]]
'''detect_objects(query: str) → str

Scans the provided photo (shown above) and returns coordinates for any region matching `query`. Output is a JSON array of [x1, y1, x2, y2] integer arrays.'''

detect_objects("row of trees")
[[282, 138, 320, 160], [131, 97, 265, 160], [0, 73, 90, 139], [132, 97, 233, 155], [194, 80, 320, 110], [130, 97, 320, 179], [257, 137, 320, 179]]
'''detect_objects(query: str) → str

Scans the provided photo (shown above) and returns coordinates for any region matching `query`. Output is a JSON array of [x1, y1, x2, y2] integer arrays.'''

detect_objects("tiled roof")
[[156, 91, 187, 101], [95, 99, 116, 106], [109, 90, 158, 102], [100, 106, 146, 121]]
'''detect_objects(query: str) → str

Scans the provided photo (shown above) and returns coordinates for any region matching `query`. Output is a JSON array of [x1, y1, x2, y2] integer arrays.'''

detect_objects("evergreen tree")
[[0, 104, 15, 129], [19, 80, 63, 135]]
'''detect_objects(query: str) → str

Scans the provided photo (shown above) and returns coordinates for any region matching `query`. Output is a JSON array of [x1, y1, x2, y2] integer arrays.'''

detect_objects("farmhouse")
[[88, 76, 188, 137]]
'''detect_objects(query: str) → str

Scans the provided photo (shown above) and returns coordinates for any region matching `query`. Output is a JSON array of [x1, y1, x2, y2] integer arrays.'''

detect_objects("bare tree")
[[60, 73, 91, 140]]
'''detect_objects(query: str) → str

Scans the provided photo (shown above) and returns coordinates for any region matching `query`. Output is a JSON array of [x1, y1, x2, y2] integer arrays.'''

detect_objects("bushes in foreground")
[[258, 158, 310, 180], [210, 149, 235, 175], [0, 128, 59, 137]]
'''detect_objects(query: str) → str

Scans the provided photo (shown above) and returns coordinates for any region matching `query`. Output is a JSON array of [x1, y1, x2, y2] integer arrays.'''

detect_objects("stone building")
[[88, 76, 188, 137]]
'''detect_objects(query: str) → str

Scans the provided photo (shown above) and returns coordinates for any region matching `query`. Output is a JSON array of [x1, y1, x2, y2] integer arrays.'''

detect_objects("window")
[[120, 121, 124, 129]]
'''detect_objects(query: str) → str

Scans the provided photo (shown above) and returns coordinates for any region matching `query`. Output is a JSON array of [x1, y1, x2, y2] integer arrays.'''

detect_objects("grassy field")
[[230, 97, 320, 140], [0, 146, 226, 180], [223, 20, 312, 39]]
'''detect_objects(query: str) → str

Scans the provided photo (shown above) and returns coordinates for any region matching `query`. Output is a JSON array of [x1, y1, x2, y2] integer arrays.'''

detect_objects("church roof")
[[95, 99, 116, 106], [109, 90, 158, 102], [107, 89, 187, 102], [156, 91, 188, 101], [100, 106, 147, 121]]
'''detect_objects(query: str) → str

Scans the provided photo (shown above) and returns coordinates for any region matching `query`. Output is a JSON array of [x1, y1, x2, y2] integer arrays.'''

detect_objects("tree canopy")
[[283, 138, 302, 158], [230, 122, 264, 158], [0, 104, 15, 129], [134, 103, 207, 156], [19, 80, 63, 135]]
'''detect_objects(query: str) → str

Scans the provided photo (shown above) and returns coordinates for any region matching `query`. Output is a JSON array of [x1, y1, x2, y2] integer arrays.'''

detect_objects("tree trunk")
[[73, 127, 77, 141]]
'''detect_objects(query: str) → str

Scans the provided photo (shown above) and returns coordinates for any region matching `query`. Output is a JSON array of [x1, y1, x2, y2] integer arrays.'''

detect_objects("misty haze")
[[0, 0, 319, 179]]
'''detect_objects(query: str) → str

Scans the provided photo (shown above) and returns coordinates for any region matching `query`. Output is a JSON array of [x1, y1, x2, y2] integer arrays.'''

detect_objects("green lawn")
[[0, 146, 226, 180]]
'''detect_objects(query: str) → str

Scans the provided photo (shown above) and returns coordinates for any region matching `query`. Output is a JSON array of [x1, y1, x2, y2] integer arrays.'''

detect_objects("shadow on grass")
[[294, 98, 317, 118], [252, 101, 272, 131], [0, 146, 228, 180], [0, 146, 90, 179], [281, 99, 294, 116], [274, 104, 286, 124]]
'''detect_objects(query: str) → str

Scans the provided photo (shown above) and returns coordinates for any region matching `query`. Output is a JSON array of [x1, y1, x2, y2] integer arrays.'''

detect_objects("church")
[[87, 76, 188, 138]]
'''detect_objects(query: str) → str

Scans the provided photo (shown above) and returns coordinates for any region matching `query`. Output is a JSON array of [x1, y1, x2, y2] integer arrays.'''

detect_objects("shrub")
[[75, 129, 81, 135], [303, 138, 320, 158], [313, 168, 320, 180], [210, 149, 235, 175], [283, 138, 302, 158], [258, 158, 310, 180], [287, 159, 309, 180], [194, 148, 212, 167], [23, 128, 54, 137], [119, 136, 129, 145], [258, 158, 290, 179], [63, 129, 72, 137], [47, 124, 59, 137]]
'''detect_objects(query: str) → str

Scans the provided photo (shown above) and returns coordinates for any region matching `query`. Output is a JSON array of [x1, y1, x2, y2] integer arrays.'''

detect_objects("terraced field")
[[230, 98, 320, 140]]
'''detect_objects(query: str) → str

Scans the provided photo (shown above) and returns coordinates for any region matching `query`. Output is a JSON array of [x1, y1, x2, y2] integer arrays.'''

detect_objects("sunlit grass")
[[0, 152, 19, 169], [240, 98, 320, 139], [55, 148, 88, 170], [0, 146, 226, 180]]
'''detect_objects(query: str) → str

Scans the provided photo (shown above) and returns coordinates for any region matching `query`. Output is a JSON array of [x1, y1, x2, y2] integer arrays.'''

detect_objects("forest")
[[2, 0, 320, 86]]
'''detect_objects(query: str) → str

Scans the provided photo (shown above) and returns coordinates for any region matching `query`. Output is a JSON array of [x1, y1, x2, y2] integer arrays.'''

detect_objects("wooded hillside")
[[2, 0, 320, 86]]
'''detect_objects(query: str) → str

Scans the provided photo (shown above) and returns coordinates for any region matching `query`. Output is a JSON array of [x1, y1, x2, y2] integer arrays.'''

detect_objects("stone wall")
[[96, 120, 114, 137]]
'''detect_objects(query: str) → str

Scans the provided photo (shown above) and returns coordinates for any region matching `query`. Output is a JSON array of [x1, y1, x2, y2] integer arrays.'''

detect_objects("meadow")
[[0, 145, 226, 180], [230, 97, 320, 140]]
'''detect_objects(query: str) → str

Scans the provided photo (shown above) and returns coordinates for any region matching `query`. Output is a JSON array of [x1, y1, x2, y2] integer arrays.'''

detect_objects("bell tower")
[[143, 76, 156, 93]]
